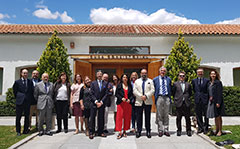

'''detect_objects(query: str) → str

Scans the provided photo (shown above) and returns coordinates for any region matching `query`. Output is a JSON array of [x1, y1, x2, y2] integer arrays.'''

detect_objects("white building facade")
[[0, 24, 240, 100]]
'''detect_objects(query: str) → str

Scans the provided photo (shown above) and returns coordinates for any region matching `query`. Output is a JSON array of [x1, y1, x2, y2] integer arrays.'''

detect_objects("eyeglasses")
[[179, 75, 185, 77]]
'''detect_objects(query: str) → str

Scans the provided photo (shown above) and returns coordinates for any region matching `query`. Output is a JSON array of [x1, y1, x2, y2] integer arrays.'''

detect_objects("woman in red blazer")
[[115, 74, 134, 139]]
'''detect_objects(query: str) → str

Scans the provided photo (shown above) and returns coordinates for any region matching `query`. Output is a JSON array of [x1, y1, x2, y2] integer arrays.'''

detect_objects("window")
[[233, 67, 240, 86], [199, 67, 220, 79], [0, 68, 3, 95], [20, 67, 37, 79], [90, 46, 150, 54]]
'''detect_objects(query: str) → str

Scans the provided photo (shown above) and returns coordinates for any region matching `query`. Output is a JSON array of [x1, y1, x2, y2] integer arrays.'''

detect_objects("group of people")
[[12, 66, 224, 139]]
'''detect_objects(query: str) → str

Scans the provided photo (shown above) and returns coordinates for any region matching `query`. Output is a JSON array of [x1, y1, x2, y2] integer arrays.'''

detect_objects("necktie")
[[99, 80, 102, 91], [23, 79, 27, 88], [44, 82, 48, 92], [142, 79, 145, 95], [162, 77, 166, 95]]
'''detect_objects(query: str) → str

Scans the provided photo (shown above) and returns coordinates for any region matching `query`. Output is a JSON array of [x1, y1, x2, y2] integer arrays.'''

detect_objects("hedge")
[[0, 88, 16, 116], [0, 87, 240, 116]]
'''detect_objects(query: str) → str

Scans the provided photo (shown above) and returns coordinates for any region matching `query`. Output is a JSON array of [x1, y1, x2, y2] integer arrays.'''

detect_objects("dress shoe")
[[103, 130, 109, 133], [197, 129, 203, 134], [56, 130, 61, 133], [177, 131, 181, 136], [158, 132, 163, 137], [100, 133, 107, 137], [187, 131, 192, 137], [136, 132, 141, 138], [64, 129, 68, 133], [146, 132, 151, 138], [46, 131, 53, 136], [164, 132, 170, 137], [23, 129, 30, 134], [17, 132, 21, 136], [38, 131, 44, 136], [89, 134, 94, 139], [203, 129, 208, 134]]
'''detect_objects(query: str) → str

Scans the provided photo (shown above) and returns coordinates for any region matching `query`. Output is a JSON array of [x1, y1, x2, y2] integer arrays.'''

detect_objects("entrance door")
[[92, 63, 147, 81], [148, 60, 163, 112], [75, 60, 92, 79]]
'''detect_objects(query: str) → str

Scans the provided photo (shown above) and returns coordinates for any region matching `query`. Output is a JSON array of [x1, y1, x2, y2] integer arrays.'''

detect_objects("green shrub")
[[223, 86, 240, 116], [0, 88, 15, 116]]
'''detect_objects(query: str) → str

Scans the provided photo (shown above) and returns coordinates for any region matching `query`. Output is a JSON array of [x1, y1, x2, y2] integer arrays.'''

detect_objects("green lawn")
[[208, 125, 240, 149], [0, 126, 37, 149]]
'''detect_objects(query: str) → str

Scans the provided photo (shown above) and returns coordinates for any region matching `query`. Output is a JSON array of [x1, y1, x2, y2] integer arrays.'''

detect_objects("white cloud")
[[60, 11, 74, 23], [33, 8, 59, 19], [215, 18, 240, 24], [90, 8, 200, 24], [0, 20, 10, 24], [0, 13, 10, 19], [33, 7, 74, 23], [24, 8, 30, 12]]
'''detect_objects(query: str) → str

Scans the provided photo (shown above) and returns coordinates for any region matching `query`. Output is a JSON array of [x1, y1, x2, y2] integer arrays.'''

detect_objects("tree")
[[164, 30, 201, 83], [37, 30, 72, 83]]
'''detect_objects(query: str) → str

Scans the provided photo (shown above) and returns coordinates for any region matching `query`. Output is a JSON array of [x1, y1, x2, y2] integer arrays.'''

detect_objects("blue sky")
[[0, 0, 240, 24]]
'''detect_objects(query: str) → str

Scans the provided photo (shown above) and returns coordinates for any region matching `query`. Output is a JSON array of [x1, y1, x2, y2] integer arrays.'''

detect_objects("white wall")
[[0, 34, 240, 98]]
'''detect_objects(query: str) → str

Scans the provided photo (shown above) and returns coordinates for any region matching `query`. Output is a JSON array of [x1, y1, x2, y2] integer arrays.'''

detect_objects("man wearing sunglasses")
[[172, 71, 192, 137]]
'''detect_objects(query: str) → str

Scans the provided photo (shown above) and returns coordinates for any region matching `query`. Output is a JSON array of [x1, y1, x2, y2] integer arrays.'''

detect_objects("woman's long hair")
[[112, 74, 120, 86], [120, 74, 131, 87], [57, 72, 70, 84], [209, 70, 220, 81], [74, 74, 83, 84]]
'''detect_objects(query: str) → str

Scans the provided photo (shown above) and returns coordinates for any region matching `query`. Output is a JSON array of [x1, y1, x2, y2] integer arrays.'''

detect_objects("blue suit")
[[89, 80, 108, 136], [153, 76, 172, 103], [13, 78, 34, 133], [192, 77, 209, 132]]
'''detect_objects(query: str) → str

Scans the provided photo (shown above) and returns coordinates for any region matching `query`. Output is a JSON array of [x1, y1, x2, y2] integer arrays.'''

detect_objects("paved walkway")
[[1, 114, 240, 149]]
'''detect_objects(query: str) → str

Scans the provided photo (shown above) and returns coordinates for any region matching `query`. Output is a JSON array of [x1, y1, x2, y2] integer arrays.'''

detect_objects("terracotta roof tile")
[[0, 24, 240, 35]]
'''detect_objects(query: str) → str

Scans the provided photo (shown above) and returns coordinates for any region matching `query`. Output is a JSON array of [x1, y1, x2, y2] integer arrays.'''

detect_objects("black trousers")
[[135, 103, 152, 133], [195, 102, 209, 131], [131, 104, 137, 129], [16, 101, 30, 133], [56, 100, 69, 130], [89, 105, 105, 135], [176, 102, 191, 132]]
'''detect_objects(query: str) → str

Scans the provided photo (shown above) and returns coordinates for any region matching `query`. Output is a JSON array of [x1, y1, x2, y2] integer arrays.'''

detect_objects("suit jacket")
[[30, 78, 41, 105], [172, 81, 192, 108], [34, 81, 54, 110], [115, 83, 134, 105], [153, 76, 172, 103], [192, 78, 209, 104], [133, 78, 155, 106], [105, 81, 113, 107], [208, 80, 223, 105], [90, 80, 108, 107], [13, 78, 34, 105]]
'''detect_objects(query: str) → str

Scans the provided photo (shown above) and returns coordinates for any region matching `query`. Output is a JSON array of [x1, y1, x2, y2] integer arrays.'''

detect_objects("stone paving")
[[3, 113, 224, 149]]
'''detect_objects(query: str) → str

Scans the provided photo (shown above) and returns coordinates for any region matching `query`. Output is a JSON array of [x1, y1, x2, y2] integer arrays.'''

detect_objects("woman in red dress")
[[115, 74, 134, 139]]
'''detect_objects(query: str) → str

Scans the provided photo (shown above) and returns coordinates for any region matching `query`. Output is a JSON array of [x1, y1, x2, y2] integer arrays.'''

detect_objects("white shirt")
[[56, 84, 68, 101], [159, 76, 168, 95]]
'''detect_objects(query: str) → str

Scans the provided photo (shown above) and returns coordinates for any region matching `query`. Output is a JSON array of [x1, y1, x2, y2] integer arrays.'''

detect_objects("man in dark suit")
[[173, 71, 192, 137], [89, 71, 108, 139], [192, 68, 209, 134], [102, 73, 113, 134], [13, 69, 34, 136], [29, 70, 41, 130]]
